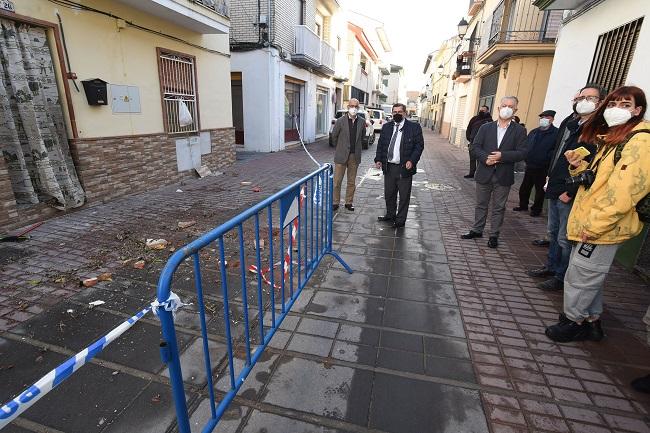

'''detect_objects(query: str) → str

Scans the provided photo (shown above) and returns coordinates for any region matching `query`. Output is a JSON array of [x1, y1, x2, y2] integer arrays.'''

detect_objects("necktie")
[[387, 125, 400, 161]]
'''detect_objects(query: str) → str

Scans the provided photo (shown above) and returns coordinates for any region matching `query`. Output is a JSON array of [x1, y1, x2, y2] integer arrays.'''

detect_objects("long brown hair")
[[580, 86, 647, 146]]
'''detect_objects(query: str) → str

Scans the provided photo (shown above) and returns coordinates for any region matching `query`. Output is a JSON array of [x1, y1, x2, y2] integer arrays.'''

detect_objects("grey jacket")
[[331, 114, 365, 164]]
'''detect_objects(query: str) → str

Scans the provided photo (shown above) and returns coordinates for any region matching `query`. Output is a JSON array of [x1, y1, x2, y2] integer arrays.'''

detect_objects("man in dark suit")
[[461, 96, 528, 248], [374, 103, 424, 228]]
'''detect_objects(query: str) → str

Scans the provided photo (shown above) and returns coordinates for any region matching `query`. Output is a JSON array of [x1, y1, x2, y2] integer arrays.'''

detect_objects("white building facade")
[[230, 0, 343, 152], [538, 0, 650, 121]]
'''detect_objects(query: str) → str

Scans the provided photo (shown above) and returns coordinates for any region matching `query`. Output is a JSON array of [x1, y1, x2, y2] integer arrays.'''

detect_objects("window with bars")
[[157, 49, 199, 133], [587, 18, 643, 93]]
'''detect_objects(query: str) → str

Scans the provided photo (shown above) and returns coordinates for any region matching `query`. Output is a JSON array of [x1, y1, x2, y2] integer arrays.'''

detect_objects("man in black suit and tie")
[[461, 96, 528, 248], [374, 103, 425, 228]]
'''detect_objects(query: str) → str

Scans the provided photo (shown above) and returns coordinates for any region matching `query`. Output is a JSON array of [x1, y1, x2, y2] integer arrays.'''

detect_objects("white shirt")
[[389, 121, 404, 163], [496, 120, 512, 148]]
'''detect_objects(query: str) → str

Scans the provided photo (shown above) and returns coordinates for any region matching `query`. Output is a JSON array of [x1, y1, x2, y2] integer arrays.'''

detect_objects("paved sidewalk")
[[1, 130, 649, 433]]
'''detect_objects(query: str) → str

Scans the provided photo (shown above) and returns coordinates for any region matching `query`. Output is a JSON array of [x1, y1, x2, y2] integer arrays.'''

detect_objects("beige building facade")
[[2, 0, 234, 231]]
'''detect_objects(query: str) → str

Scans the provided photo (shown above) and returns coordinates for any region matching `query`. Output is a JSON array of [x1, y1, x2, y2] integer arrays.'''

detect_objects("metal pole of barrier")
[[310, 176, 314, 270], [237, 224, 252, 365], [289, 223, 294, 298], [297, 192, 302, 291], [254, 214, 265, 343], [279, 219, 286, 314], [217, 237, 236, 390], [160, 308, 192, 433], [267, 205, 276, 327], [327, 166, 334, 250], [192, 253, 217, 420], [321, 170, 326, 255]]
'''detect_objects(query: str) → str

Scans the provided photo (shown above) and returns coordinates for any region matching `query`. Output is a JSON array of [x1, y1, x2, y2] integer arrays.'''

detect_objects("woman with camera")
[[545, 86, 650, 344]]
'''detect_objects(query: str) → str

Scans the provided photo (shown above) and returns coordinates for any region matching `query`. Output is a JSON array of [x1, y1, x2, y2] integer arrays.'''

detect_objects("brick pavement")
[[0, 130, 649, 433]]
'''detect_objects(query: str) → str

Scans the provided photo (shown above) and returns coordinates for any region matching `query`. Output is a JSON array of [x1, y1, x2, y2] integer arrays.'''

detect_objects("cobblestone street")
[[1, 130, 650, 433]]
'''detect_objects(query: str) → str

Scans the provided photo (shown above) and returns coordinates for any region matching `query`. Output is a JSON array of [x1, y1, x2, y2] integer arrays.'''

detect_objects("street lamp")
[[457, 18, 469, 39]]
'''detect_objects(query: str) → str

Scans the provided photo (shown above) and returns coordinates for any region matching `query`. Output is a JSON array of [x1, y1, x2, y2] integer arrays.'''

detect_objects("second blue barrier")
[[156, 163, 352, 433]]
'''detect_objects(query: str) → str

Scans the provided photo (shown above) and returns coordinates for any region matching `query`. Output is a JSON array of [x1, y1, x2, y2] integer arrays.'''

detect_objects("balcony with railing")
[[115, 0, 229, 33], [293, 25, 322, 67], [453, 54, 473, 83], [292, 26, 337, 76], [476, 0, 564, 65], [319, 41, 336, 75]]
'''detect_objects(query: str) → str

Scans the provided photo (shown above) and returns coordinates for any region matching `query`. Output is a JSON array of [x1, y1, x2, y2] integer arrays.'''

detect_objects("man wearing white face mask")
[[331, 98, 366, 211], [545, 85, 650, 343], [514, 110, 558, 217], [527, 85, 604, 292], [461, 96, 528, 248]]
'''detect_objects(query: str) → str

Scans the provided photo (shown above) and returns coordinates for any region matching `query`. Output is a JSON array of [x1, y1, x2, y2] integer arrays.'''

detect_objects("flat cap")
[[539, 110, 556, 117]]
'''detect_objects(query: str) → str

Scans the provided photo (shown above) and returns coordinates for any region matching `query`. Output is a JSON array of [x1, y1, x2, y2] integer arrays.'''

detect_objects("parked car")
[[409, 115, 420, 124], [329, 109, 375, 149], [367, 108, 389, 133]]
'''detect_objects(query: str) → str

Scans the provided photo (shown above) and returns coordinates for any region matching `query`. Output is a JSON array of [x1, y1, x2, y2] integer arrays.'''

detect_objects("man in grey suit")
[[331, 98, 366, 211], [461, 96, 528, 248]]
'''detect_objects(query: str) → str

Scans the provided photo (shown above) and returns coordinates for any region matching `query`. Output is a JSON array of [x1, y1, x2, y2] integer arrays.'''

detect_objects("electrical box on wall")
[[81, 78, 108, 105], [110, 85, 141, 113]]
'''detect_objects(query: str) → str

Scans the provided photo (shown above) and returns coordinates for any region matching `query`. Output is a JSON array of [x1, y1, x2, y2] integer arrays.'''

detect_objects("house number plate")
[[1, 1, 15, 13]]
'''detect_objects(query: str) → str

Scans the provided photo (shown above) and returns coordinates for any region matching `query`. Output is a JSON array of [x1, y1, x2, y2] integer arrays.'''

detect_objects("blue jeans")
[[546, 198, 573, 280]]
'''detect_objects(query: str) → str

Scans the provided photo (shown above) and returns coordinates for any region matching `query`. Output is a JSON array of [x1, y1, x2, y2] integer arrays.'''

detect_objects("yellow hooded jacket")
[[567, 121, 650, 244]]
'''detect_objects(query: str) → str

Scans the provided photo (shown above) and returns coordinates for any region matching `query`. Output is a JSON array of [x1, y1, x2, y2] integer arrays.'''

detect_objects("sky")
[[348, 1, 469, 91]]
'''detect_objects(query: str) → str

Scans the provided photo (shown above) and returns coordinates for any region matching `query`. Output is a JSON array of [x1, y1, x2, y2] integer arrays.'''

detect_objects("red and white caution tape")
[[248, 187, 306, 289]]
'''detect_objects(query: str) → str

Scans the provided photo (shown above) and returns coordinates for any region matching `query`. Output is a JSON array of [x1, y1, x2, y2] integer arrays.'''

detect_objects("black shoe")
[[586, 319, 604, 342], [333, 204, 339, 211], [513, 206, 528, 212], [532, 239, 550, 247], [530, 211, 542, 217], [378, 215, 395, 222], [537, 278, 563, 291], [545, 319, 591, 342], [461, 231, 483, 239], [526, 267, 554, 278], [463, 174, 474, 179], [631, 374, 650, 393], [487, 237, 498, 248], [392, 221, 405, 228], [345, 204, 354, 211]]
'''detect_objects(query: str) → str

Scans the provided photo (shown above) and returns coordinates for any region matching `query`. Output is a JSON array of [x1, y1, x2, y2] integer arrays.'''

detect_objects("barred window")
[[587, 18, 643, 92], [157, 49, 199, 133]]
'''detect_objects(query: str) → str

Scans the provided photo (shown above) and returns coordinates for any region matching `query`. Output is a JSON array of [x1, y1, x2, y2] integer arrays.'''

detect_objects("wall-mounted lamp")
[[457, 18, 469, 39]]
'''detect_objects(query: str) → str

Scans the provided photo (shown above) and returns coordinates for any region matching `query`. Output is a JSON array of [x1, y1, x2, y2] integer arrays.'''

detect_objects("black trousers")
[[384, 163, 413, 224], [518, 167, 546, 213], [468, 147, 477, 176]]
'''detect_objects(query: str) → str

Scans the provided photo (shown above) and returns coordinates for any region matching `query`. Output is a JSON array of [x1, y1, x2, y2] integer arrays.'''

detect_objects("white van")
[[367, 108, 389, 133]]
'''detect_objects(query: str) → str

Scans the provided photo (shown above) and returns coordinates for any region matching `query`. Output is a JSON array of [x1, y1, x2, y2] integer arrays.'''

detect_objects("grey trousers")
[[564, 242, 620, 322], [472, 173, 511, 237]]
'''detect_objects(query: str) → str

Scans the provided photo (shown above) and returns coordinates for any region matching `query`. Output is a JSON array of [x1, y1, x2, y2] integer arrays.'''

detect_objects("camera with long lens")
[[566, 169, 596, 189]]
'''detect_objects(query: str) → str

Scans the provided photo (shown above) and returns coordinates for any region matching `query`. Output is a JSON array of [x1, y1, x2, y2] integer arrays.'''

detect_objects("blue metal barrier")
[[156, 163, 352, 433]]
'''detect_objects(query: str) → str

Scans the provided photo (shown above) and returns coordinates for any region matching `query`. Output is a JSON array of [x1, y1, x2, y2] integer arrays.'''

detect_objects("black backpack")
[[613, 129, 650, 222]]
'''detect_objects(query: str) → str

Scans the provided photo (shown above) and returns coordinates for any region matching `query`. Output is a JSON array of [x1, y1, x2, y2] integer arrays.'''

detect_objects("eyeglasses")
[[573, 96, 600, 103]]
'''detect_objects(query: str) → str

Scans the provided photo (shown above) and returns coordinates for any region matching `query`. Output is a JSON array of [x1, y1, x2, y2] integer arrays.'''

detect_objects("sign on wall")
[[0, 1, 15, 13]]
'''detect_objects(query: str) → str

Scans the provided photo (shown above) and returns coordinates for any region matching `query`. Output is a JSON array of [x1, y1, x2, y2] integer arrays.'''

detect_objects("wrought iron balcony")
[[477, 0, 563, 65], [453, 54, 473, 83]]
